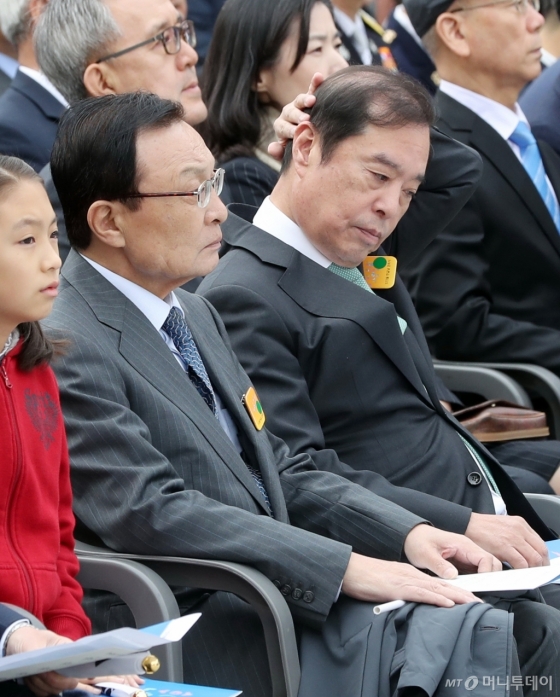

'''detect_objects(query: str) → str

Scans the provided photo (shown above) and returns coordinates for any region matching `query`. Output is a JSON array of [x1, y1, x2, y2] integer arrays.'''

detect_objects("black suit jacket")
[[0, 68, 11, 97], [0, 70, 64, 172], [199, 207, 552, 541], [405, 91, 560, 375]]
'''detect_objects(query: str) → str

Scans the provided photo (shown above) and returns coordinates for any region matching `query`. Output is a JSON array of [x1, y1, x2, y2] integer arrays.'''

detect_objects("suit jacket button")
[[467, 471, 482, 486], [280, 584, 292, 596], [291, 588, 303, 600], [302, 591, 314, 603]]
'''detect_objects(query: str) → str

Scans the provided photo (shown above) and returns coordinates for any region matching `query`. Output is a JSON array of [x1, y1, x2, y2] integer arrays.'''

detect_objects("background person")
[[202, 0, 346, 208]]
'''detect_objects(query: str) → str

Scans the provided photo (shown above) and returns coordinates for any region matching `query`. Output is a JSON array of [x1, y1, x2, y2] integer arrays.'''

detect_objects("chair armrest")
[[76, 551, 183, 681], [459, 363, 560, 439], [525, 494, 560, 536], [76, 543, 300, 697], [433, 361, 532, 406]]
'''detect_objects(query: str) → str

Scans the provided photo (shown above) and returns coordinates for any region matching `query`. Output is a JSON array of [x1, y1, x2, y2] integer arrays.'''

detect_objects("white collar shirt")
[[80, 255, 242, 452], [0, 53, 18, 80], [253, 196, 332, 267], [439, 79, 558, 209]]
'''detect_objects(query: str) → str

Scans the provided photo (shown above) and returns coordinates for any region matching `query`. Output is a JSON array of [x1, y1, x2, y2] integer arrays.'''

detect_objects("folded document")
[[0, 614, 200, 681]]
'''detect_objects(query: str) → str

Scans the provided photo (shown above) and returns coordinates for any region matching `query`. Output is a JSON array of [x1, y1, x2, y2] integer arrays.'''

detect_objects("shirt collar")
[[439, 80, 529, 141], [392, 5, 425, 48], [0, 53, 18, 80], [18, 67, 69, 107], [540, 48, 557, 68], [80, 255, 183, 331], [253, 197, 332, 268], [333, 6, 360, 36]]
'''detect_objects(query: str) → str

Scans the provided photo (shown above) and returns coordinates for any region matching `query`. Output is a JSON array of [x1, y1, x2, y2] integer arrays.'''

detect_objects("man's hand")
[[341, 552, 482, 607], [404, 523, 502, 577], [465, 513, 549, 568], [78, 675, 144, 693], [6, 626, 79, 697], [268, 73, 325, 161]]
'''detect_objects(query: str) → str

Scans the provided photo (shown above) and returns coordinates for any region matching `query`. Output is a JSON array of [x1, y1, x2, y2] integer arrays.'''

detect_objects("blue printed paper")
[[143, 678, 241, 696], [546, 539, 560, 559]]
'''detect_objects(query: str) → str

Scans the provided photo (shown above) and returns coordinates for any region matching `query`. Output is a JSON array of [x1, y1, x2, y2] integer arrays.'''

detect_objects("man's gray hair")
[[35, 0, 121, 104], [0, 0, 31, 46]]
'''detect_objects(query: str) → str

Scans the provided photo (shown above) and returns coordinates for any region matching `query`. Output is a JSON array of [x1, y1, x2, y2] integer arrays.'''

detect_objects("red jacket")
[[0, 339, 90, 640]]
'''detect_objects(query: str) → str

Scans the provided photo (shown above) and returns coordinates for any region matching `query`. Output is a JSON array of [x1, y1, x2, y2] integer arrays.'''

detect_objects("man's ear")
[[83, 62, 118, 98], [28, 0, 49, 24], [291, 122, 317, 174], [435, 12, 471, 58], [87, 200, 127, 248]]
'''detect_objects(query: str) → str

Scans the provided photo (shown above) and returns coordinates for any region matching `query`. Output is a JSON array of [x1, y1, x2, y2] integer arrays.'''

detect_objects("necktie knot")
[[328, 262, 373, 292], [509, 121, 536, 151]]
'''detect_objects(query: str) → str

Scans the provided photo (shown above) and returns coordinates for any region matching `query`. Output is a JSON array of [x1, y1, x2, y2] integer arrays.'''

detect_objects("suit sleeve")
[[384, 127, 483, 266], [407, 192, 560, 374], [200, 283, 473, 534]]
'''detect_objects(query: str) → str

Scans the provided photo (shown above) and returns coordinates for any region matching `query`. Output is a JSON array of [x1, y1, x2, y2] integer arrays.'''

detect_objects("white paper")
[[446, 557, 560, 593], [0, 614, 201, 681]]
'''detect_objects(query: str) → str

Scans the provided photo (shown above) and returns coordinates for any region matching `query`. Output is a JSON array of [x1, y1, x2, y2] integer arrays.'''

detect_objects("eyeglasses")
[[96, 19, 196, 64], [126, 169, 225, 209], [449, 0, 540, 13]]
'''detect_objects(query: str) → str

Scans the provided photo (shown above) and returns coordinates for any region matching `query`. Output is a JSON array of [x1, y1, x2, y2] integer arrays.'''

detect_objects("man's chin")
[[180, 97, 208, 126]]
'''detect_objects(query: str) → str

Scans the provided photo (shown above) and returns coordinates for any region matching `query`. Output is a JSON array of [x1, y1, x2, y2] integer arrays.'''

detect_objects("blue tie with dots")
[[163, 307, 218, 416], [509, 121, 560, 232], [163, 306, 273, 514]]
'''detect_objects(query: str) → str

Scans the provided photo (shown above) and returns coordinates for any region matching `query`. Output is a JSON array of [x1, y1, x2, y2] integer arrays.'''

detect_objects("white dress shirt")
[[81, 255, 242, 453], [541, 48, 557, 68], [392, 4, 425, 48], [439, 79, 558, 209], [254, 198, 506, 514], [18, 66, 68, 107], [333, 6, 373, 65]]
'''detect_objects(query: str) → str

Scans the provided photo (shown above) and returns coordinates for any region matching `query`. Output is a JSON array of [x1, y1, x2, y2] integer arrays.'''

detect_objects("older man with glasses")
[[401, 0, 560, 419], [32, 0, 203, 262]]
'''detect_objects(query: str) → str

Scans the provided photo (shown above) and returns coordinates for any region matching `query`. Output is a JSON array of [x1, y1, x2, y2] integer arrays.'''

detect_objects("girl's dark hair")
[[0, 155, 59, 371], [202, 0, 332, 162]]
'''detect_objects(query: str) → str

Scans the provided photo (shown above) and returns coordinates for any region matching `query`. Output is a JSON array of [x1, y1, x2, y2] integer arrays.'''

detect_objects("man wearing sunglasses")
[[401, 0, 560, 395], [32, 0, 203, 262]]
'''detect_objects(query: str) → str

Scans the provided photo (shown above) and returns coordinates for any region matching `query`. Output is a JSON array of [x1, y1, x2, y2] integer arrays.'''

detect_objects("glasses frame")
[[449, 0, 540, 13], [96, 19, 196, 64], [125, 169, 225, 209]]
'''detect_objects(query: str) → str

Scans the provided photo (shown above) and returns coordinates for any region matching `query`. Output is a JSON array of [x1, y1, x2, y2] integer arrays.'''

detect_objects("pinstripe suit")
[[44, 251, 427, 694]]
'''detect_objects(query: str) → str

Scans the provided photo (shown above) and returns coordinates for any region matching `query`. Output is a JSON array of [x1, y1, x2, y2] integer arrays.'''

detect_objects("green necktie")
[[328, 262, 408, 334]]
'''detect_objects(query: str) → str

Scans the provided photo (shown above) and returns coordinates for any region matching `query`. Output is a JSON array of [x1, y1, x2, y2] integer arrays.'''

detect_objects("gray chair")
[[75, 542, 301, 697], [526, 493, 560, 534]]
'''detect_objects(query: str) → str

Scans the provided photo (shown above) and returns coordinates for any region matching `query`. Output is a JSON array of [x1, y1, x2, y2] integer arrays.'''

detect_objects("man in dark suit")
[[0, 30, 18, 96], [332, 0, 398, 69], [199, 65, 560, 582], [399, 0, 560, 389], [45, 89, 553, 697], [384, 3, 440, 93], [0, 0, 66, 171]]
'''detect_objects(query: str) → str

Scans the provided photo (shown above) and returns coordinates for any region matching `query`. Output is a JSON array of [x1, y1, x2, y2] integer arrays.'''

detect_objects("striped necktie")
[[328, 262, 408, 334], [509, 121, 560, 232]]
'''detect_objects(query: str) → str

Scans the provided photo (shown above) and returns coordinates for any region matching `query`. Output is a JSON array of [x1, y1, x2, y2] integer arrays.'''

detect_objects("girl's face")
[[256, 2, 348, 110], [0, 180, 60, 342]]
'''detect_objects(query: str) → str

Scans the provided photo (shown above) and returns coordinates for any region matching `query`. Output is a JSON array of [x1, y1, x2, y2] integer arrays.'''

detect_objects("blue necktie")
[[163, 307, 218, 416], [509, 121, 560, 232], [163, 307, 273, 514]]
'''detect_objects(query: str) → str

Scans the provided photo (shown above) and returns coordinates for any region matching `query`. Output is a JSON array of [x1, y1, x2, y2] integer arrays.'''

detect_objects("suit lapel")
[[62, 252, 272, 514], [438, 92, 560, 258]]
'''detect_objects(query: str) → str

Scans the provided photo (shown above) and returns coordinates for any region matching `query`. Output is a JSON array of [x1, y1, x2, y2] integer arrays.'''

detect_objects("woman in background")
[[202, 0, 347, 207]]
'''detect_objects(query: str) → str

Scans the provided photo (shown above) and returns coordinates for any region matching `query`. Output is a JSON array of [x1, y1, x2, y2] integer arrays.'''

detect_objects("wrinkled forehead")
[[105, 0, 180, 37]]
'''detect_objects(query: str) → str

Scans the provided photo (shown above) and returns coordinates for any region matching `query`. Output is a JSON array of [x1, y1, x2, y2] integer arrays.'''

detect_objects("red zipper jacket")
[[0, 338, 90, 639]]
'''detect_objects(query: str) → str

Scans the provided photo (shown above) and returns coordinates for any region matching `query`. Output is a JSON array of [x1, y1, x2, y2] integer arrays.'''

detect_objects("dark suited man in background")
[[400, 0, 560, 388], [44, 91, 516, 697], [199, 67, 560, 584], [0, 0, 66, 172], [33, 0, 204, 262], [0, 27, 17, 95]]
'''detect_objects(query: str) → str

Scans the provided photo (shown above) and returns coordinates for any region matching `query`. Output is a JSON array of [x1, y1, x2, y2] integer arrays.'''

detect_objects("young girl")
[[0, 156, 140, 697]]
